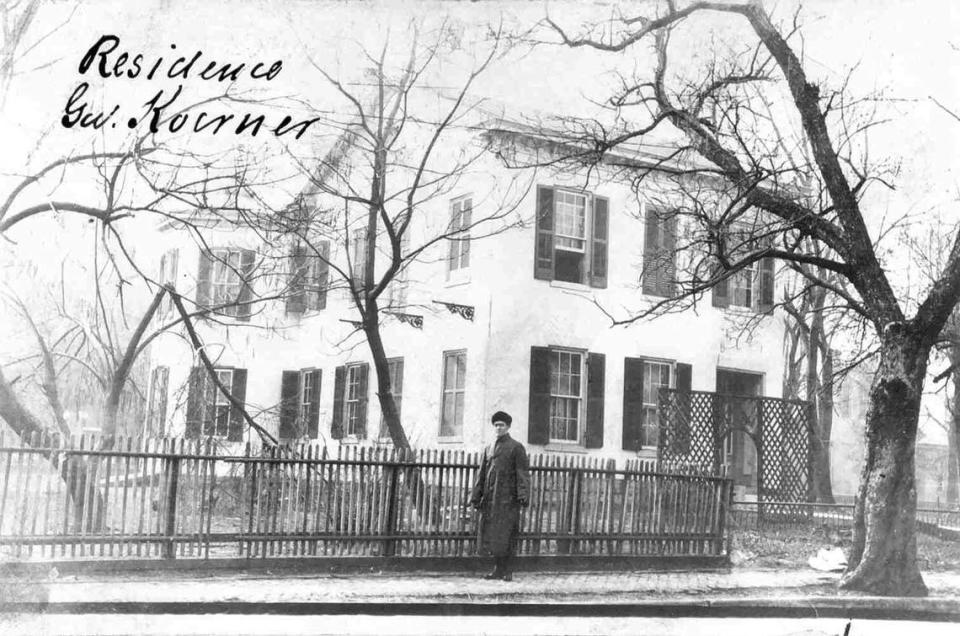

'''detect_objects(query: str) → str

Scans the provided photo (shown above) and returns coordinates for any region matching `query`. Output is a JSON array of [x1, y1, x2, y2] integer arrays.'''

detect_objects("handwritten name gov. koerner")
[[61, 34, 318, 139]]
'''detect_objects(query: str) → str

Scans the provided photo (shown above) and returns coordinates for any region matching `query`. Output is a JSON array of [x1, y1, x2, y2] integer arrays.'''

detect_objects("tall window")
[[731, 262, 758, 308], [641, 361, 673, 447], [379, 357, 404, 440], [207, 369, 234, 438], [534, 186, 608, 288], [299, 369, 317, 428], [351, 229, 368, 289], [549, 349, 583, 443], [712, 222, 775, 313], [345, 364, 366, 436], [287, 241, 330, 314], [158, 249, 179, 315], [211, 250, 243, 310], [440, 350, 466, 438], [386, 233, 410, 308], [447, 196, 472, 274]]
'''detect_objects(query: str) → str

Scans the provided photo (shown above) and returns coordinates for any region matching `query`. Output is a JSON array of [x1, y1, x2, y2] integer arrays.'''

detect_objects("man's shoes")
[[483, 571, 502, 580], [500, 572, 513, 582]]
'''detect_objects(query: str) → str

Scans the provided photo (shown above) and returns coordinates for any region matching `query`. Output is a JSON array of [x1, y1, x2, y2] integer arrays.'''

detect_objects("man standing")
[[470, 411, 530, 581]]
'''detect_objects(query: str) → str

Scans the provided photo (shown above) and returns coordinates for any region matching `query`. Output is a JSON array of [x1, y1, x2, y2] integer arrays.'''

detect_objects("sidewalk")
[[4, 565, 960, 607]]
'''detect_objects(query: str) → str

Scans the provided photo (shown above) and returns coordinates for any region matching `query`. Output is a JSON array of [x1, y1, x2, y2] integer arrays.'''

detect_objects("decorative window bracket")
[[432, 300, 475, 321], [384, 311, 424, 329]]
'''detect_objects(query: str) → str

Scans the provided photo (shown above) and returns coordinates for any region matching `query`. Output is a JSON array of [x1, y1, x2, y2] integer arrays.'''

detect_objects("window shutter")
[[622, 357, 645, 451], [712, 272, 730, 308], [185, 367, 205, 439], [331, 365, 346, 439], [307, 369, 322, 439], [196, 250, 212, 308], [642, 206, 660, 295], [236, 249, 256, 321], [527, 346, 551, 445], [317, 241, 330, 310], [167, 249, 180, 314], [534, 186, 554, 281], [585, 352, 606, 448], [228, 368, 247, 442], [675, 363, 693, 454], [201, 370, 216, 437], [286, 244, 307, 315], [758, 257, 775, 315], [662, 215, 677, 296], [447, 203, 460, 271], [590, 197, 609, 289], [279, 370, 300, 439], [356, 363, 369, 439]]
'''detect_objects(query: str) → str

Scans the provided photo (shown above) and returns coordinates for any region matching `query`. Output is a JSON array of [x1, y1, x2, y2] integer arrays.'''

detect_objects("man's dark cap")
[[491, 411, 512, 426]]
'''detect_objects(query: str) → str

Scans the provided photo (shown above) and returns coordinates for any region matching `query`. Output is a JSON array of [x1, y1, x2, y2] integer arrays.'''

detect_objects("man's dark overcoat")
[[470, 433, 530, 557]]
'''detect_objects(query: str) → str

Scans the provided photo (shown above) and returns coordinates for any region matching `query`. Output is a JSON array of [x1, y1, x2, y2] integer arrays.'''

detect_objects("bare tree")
[[537, 1, 960, 596]]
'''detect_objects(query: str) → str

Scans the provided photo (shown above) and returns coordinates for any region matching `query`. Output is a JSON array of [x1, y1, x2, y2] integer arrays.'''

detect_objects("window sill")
[[548, 280, 592, 294], [444, 276, 471, 288], [544, 443, 588, 454], [438, 436, 463, 444]]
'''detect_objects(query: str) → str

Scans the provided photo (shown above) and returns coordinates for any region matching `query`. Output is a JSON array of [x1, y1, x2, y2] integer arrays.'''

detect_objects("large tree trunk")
[[363, 307, 410, 451], [811, 347, 835, 503], [840, 327, 928, 596], [948, 350, 960, 506]]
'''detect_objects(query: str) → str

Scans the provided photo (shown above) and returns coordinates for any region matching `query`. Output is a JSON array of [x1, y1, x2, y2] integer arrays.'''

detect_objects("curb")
[[2, 597, 959, 621]]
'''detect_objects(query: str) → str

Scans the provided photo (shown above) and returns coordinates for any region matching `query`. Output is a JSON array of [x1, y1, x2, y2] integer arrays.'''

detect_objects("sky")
[[3, 0, 960, 440]]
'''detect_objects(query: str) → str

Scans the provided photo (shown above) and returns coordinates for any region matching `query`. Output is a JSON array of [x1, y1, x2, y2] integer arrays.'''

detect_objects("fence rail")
[[730, 500, 960, 533], [0, 433, 733, 561]]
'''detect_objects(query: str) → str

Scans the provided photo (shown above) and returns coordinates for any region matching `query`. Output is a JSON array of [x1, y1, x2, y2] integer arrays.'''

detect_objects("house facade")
[[142, 124, 786, 477]]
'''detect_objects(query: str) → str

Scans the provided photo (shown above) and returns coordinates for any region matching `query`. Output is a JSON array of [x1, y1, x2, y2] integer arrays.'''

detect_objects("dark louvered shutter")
[[279, 370, 300, 439], [286, 245, 307, 315], [228, 368, 247, 442], [331, 365, 346, 439], [662, 215, 677, 296], [590, 197, 609, 288], [675, 363, 693, 454], [758, 257, 775, 314], [316, 241, 330, 310], [712, 273, 730, 308], [642, 207, 659, 295], [622, 357, 645, 451], [527, 346, 551, 445], [236, 250, 256, 321], [196, 251, 212, 307], [585, 352, 606, 449], [185, 367, 205, 439], [307, 369, 322, 439], [534, 186, 554, 281], [356, 363, 369, 439]]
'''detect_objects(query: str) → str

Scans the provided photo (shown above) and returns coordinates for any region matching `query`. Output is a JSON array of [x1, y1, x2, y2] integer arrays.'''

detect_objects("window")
[[331, 362, 368, 439], [529, 347, 605, 448], [279, 368, 321, 439], [351, 229, 368, 289], [549, 350, 583, 442], [711, 224, 775, 313], [185, 366, 248, 441], [641, 361, 673, 447], [379, 357, 404, 440], [534, 186, 608, 288], [286, 242, 329, 314], [146, 366, 169, 436], [642, 206, 677, 297], [386, 233, 410, 308], [440, 350, 466, 438], [447, 196, 472, 274], [158, 249, 179, 315], [196, 248, 255, 320]]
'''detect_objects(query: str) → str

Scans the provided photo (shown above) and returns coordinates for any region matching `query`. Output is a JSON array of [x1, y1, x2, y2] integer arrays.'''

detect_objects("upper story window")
[[196, 248, 256, 321], [447, 196, 472, 275], [351, 229, 368, 290], [711, 225, 775, 314], [158, 249, 179, 316], [642, 205, 677, 298], [286, 241, 330, 314], [534, 185, 608, 288]]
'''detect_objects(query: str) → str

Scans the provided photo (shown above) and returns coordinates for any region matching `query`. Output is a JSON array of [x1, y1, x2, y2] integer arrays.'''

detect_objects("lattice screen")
[[658, 389, 812, 510]]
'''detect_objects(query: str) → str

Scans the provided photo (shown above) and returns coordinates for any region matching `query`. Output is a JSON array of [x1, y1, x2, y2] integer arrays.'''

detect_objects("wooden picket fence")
[[0, 432, 733, 561]]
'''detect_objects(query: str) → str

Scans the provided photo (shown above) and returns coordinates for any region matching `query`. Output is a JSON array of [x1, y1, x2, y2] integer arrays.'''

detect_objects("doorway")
[[716, 369, 763, 499]]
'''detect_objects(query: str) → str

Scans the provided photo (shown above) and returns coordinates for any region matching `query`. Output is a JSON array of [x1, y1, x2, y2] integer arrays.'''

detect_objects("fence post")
[[162, 456, 181, 559], [383, 458, 402, 557], [559, 468, 581, 555]]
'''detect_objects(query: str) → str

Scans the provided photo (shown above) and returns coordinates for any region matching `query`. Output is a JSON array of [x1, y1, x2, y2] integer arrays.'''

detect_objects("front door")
[[716, 370, 762, 497]]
